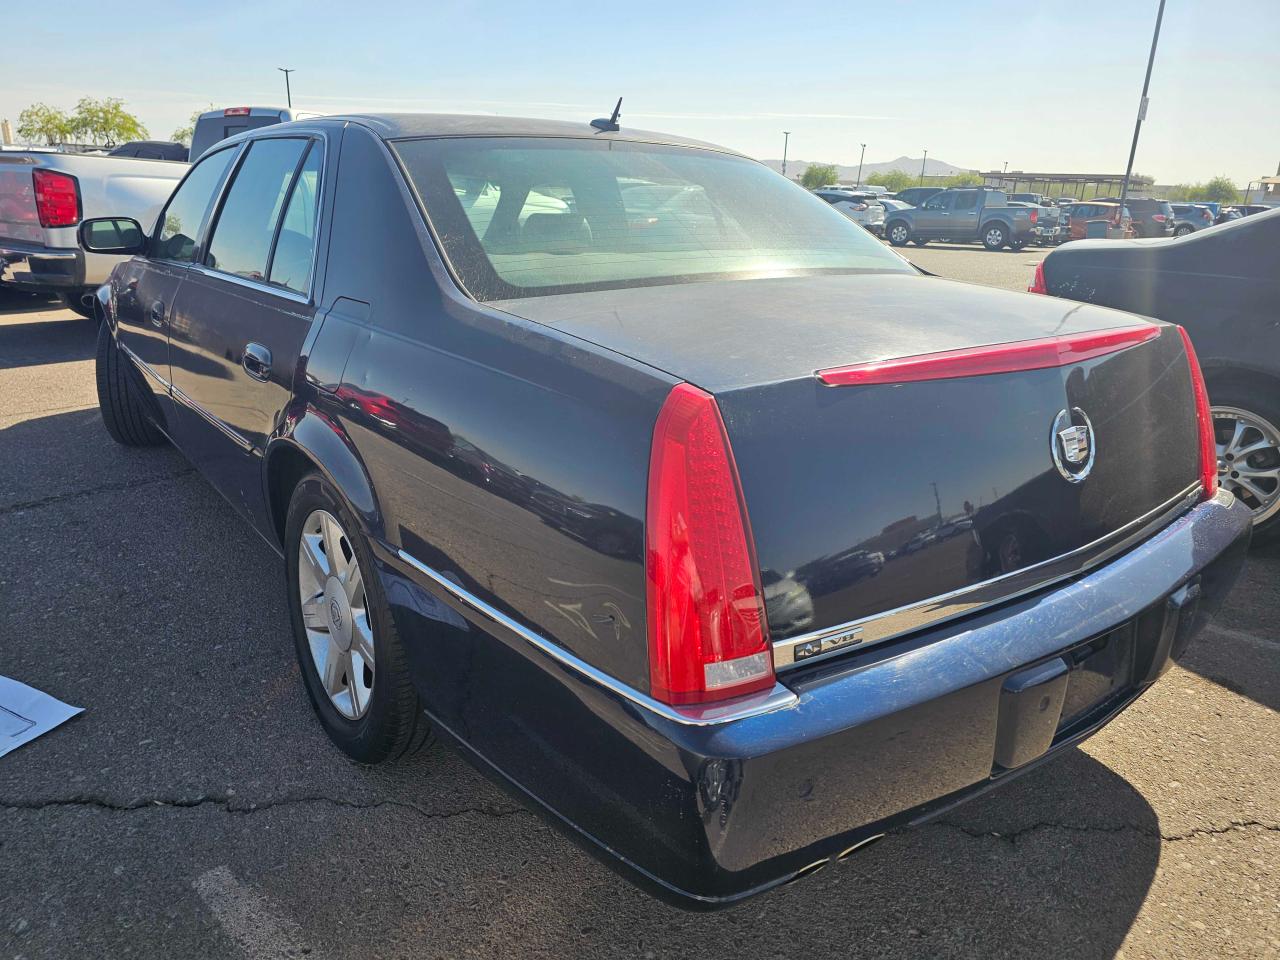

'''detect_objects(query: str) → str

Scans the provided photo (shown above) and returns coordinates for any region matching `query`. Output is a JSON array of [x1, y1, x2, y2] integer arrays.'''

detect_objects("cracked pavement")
[[2, 263, 1277, 960]]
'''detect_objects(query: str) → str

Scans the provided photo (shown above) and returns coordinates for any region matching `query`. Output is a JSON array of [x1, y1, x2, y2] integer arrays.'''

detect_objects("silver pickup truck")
[[0, 151, 185, 314], [883, 188, 1037, 251], [1, 107, 299, 315]]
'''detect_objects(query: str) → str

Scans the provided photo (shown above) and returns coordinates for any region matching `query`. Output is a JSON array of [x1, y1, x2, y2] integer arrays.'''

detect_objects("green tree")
[[1162, 176, 1240, 204], [866, 169, 914, 193], [170, 106, 211, 146], [943, 171, 985, 188], [70, 97, 148, 146], [800, 163, 839, 189], [16, 103, 73, 145]]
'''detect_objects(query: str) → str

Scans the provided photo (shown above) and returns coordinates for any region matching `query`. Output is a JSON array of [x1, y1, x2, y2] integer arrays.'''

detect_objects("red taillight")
[[645, 383, 772, 705], [817, 325, 1159, 387], [1152, 214, 1167, 222], [32, 169, 79, 227], [1177, 327, 1218, 499], [224, 107, 251, 116], [1030, 209, 1038, 224], [1028, 261, 1048, 294], [851, 202, 868, 211]]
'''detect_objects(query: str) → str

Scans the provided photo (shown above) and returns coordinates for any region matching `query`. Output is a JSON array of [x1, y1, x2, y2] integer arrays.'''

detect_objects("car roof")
[[318, 113, 744, 156]]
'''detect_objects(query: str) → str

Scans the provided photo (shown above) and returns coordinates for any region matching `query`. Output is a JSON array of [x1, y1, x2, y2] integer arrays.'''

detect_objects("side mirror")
[[79, 217, 147, 255]]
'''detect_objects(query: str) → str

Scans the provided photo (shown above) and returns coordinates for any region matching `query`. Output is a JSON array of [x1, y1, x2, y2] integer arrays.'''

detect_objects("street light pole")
[[856, 143, 866, 188], [278, 68, 295, 109], [920, 150, 928, 185], [781, 131, 791, 178], [1119, 0, 1166, 207]]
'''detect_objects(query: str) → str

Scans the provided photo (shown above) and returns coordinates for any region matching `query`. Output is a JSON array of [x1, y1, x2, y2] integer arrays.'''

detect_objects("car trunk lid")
[[494, 273, 1203, 664]]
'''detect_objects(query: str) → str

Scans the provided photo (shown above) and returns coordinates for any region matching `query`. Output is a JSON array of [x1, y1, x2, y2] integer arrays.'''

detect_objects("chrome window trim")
[[171, 384, 254, 453], [151, 142, 246, 268], [772, 482, 1204, 671], [187, 263, 312, 305], [392, 547, 798, 726]]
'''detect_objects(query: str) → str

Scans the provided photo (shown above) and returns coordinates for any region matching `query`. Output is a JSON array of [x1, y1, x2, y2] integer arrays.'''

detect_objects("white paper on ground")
[[0, 676, 83, 758]]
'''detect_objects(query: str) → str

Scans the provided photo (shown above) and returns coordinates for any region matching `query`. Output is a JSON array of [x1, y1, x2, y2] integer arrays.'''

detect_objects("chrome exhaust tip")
[[837, 833, 885, 861]]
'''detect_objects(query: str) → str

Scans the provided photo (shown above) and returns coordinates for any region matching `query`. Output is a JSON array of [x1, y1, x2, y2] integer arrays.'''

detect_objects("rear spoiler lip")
[[815, 323, 1161, 387]]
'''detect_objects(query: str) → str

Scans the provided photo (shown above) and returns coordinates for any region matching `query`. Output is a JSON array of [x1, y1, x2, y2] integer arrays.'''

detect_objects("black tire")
[[60, 290, 96, 319], [982, 223, 1008, 251], [886, 221, 911, 246], [96, 322, 165, 447], [1010, 238, 1027, 251], [1207, 387, 1280, 546], [1174, 225, 1194, 237], [285, 472, 432, 763], [912, 237, 929, 246]]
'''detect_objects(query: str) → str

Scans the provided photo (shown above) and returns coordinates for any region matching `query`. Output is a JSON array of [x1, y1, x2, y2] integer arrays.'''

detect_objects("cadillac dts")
[[79, 114, 1251, 908]]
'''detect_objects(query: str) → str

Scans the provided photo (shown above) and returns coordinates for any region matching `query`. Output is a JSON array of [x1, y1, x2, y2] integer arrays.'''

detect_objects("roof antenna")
[[591, 97, 623, 132]]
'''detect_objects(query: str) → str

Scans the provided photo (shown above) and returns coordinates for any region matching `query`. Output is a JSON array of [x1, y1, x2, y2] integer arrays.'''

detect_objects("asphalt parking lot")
[[2, 246, 1277, 960]]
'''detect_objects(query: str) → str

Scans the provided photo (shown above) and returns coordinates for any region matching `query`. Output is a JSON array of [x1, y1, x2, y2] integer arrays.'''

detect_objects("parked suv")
[[1170, 203, 1215, 236], [1095, 197, 1174, 238], [1063, 202, 1134, 241]]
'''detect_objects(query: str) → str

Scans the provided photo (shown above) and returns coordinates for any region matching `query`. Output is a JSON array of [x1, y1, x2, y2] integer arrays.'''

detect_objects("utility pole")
[[919, 150, 928, 185], [1003, 161, 1008, 173], [856, 143, 867, 188], [781, 131, 791, 178], [1119, 0, 1166, 207], [278, 68, 295, 109]]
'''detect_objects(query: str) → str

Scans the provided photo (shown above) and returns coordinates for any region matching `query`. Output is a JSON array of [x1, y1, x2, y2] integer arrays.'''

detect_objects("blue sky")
[[5, 0, 1277, 183]]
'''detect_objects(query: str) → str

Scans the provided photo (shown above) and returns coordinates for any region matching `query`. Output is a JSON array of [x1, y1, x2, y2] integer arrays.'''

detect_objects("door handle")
[[242, 342, 272, 382], [149, 300, 166, 327]]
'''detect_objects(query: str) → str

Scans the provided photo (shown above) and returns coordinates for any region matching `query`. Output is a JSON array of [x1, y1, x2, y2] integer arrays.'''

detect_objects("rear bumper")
[[380, 489, 1251, 909], [0, 239, 84, 292]]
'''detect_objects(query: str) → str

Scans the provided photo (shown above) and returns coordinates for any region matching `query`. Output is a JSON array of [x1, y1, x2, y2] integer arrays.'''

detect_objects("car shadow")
[[0, 314, 96, 369]]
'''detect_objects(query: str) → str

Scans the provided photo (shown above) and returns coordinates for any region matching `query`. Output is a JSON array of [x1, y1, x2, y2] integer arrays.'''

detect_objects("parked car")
[[81, 113, 1250, 908], [1094, 196, 1174, 238], [1234, 204, 1274, 217], [0, 150, 186, 315], [1061, 201, 1134, 241], [1055, 196, 1078, 206], [108, 141, 190, 162], [1007, 200, 1064, 244], [1170, 203, 1215, 235], [1009, 192, 1050, 205], [884, 188, 1036, 250], [813, 188, 885, 235], [1031, 208, 1280, 541], [892, 185, 944, 207]]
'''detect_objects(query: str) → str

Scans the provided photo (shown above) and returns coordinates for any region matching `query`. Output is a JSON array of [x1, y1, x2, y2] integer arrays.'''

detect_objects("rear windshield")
[[393, 137, 913, 300]]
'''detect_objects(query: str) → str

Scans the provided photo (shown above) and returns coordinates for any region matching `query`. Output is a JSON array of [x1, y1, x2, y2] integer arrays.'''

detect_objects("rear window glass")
[[393, 137, 913, 300]]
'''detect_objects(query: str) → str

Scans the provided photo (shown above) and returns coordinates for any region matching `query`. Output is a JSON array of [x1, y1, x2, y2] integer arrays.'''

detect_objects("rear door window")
[[268, 143, 324, 294], [155, 148, 236, 263], [205, 138, 309, 282], [953, 192, 977, 211]]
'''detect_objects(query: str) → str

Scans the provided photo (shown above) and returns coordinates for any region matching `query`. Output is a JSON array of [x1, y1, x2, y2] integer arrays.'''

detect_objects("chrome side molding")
[[392, 548, 799, 727], [772, 482, 1203, 671]]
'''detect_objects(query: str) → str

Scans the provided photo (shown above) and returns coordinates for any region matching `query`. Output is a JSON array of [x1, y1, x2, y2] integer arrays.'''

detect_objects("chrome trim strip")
[[393, 548, 798, 726], [118, 343, 170, 390], [171, 384, 254, 453], [773, 482, 1203, 671], [187, 264, 312, 305]]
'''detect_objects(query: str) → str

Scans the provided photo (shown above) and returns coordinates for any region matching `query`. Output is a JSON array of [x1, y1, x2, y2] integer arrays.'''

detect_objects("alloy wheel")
[[297, 509, 375, 719], [1213, 406, 1280, 526], [890, 225, 908, 243]]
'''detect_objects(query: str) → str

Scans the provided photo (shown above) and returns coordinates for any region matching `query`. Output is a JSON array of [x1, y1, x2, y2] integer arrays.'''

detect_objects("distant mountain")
[[762, 155, 967, 182]]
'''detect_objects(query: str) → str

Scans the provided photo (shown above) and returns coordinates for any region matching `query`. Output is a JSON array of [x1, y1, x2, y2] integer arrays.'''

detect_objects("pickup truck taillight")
[[1029, 209, 1038, 224], [1177, 327, 1218, 500], [32, 169, 80, 227], [646, 383, 773, 705]]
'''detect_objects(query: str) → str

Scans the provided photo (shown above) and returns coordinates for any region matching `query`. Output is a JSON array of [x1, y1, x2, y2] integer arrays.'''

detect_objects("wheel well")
[[1202, 365, 1280, 410], [267, 445, 320, 547]]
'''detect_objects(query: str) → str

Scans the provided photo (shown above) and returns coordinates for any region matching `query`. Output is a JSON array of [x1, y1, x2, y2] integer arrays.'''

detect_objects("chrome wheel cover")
[[1214, 406, 1280, 526], [298, 509, 374, 719], [985, 227, 1004, 247]]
